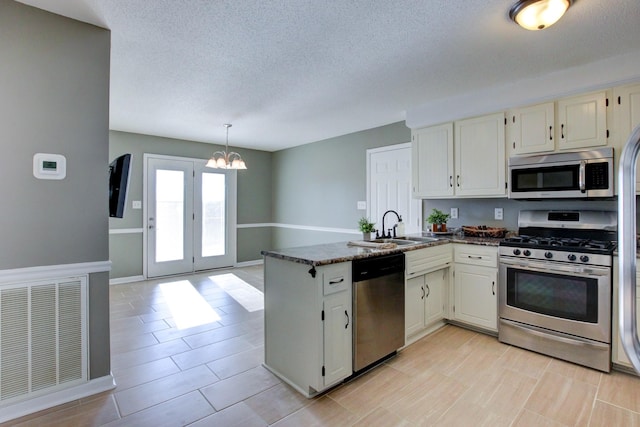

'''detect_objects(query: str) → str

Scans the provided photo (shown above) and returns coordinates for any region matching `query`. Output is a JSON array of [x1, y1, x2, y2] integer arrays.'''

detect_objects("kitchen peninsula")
[[261, 235, 501, 397]]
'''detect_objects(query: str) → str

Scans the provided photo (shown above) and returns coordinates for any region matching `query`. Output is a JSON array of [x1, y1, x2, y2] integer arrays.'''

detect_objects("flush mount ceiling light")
[[509, 0, 573, 31], [206, 123, 247, 169]]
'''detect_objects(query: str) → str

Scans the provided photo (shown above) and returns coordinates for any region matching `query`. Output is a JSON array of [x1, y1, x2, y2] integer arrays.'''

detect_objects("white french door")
[[145, 155, 236, 278], [367, 143, 421, 235]]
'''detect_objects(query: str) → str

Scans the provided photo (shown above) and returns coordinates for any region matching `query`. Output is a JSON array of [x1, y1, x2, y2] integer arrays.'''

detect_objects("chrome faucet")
[[378, 210, 402, 239]]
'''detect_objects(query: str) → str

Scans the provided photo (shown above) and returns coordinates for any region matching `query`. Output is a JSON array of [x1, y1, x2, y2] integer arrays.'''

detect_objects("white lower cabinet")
[[264, 257, 352, 397], [406, 269, 448, 337], [405, 245, 452, 343], [452, 244, 498, 332]]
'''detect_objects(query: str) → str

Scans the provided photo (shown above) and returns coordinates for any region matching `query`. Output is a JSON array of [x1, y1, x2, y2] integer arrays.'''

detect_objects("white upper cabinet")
[[454, 112, 506, 197], [557, 91, 608, 150], [613, 83, 640, 194], [509, 102, 555, 155], [412, 123, 454, 198], [412, 113, 506, 199]]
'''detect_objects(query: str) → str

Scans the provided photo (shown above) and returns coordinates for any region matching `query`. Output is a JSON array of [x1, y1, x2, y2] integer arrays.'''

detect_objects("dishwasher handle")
[[352, 253, 405, 281]]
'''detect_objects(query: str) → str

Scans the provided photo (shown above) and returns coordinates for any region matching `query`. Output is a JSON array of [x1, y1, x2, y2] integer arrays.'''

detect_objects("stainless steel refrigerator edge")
[[618, 124, 640, 374]]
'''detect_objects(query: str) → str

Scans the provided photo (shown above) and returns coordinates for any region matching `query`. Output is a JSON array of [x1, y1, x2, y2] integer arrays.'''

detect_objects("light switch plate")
[[450, 208, 458, 219], [357, 201, 367, 210], [495, 208, 503, 220]]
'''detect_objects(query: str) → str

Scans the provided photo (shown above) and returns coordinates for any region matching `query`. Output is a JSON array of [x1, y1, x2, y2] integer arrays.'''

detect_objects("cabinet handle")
[[561, 124, 565, 139], [425, 284, 430, 298], [449, 175, 453, 188], [549, 125, 553, 140], [457, 175, 460, 187], [492, 281, 495, 296], [467, 255, 483, 260], [329, 278, 344, 285], [421, 286, 425, 299], [345, 310, 349, 329]]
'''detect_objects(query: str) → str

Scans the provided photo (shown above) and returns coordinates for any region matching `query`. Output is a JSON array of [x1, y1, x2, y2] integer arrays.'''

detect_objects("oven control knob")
[[523, 250, 531, 256], [544, 251, 553, 259], [513, 249, 521, 255], [580, 255, 590, 263], [567, 254, 577, 261]]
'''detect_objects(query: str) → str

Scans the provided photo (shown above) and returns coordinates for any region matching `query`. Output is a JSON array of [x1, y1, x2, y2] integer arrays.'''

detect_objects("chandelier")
[[206, 123, 247, 169]]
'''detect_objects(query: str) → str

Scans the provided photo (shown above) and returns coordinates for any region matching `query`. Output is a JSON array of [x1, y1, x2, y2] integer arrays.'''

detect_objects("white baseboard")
[[236, 259, 263, 267], [109, 275, 145, 285], [0, 374, 116, 423]]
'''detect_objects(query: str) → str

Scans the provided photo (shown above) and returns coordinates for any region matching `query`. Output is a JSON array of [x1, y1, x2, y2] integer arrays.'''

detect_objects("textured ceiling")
[[17, 0, 640, 151]]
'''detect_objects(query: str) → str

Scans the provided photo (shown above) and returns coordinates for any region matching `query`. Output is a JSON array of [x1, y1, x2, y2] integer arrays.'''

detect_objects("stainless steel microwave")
[[508, 147, 614, 199]]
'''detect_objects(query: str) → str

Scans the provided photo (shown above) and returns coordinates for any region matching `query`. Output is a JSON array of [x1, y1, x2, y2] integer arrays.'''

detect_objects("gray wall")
[[109, 131, 272, 278], [0, 1, 111, 379], [271, 122, 411, 249]]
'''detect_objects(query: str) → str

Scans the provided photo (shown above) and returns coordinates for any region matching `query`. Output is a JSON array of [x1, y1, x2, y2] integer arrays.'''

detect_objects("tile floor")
[[4, 265, 640, 426]]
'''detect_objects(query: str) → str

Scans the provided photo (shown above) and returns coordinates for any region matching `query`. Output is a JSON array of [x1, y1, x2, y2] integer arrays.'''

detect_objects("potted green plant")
[[358, 217, 376, 240], [427, 208, 450, 232]]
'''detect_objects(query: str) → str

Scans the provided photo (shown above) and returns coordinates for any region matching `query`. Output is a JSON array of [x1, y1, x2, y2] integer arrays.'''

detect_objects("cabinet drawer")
[[405, 244, 452, 276], [323, 263, 350, 295], [454, 244, 497, 268]]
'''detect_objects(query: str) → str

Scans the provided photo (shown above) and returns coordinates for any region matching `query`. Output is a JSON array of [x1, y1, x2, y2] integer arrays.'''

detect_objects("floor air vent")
[[0, 277, 87, 403]]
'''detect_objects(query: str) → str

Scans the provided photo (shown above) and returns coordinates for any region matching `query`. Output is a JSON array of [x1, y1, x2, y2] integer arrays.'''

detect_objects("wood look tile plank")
[[200, 366, 281, 411], [243, 383, 312, 424], [524, 371, 597, 426], [497, 345, 552, 379], [327, 364, 413, 418], [589, 400, 640, 426], [206, 346, 264, 379], [381, 369, 468, 425], [352, 407, 412, 427], [188, 402, 267, 427], [271, 396, 359, 427], [512, 408, 566, 427], [114, 365, 218, 416], [171, 335, 255, 370], [104, 391, 214, 427], [597, 370, 640, 413], [110, 338, 191, 371], [111, 357, 181, 391]]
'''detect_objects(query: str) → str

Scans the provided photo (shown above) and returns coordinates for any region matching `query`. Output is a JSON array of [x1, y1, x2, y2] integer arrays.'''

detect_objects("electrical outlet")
[[495, 207, 503, 220], [357, 201, 366, 210], [450, 207, 458, 219], [132, 200, 142, 210]]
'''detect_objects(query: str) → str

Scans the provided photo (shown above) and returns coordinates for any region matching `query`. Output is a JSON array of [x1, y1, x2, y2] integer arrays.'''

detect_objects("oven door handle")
[[501, 318, 609, 350], [500, 258, 610, 277]]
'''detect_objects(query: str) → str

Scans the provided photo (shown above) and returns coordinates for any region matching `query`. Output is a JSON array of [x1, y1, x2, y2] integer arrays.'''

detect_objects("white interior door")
[[367, 143, 422, 235], [146, 156, 237, 278]]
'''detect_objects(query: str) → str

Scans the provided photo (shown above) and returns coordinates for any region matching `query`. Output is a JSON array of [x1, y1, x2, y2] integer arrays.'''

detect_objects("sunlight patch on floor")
[[209, 273, 264, 312], [159, 280, 221, 329]]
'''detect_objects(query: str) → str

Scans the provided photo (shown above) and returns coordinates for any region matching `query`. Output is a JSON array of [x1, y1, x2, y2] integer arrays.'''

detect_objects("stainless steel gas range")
[[498, 210, 617, 372]]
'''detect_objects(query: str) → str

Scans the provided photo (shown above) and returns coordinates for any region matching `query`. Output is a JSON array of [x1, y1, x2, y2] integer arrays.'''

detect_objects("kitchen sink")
[[370, 238, 418, 246], [369, 236, 439, 245]]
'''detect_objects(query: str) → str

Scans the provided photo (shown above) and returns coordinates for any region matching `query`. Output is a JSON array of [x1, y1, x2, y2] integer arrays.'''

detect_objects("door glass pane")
[[156, 170, 184, 262], [202, 173, 225, 257]]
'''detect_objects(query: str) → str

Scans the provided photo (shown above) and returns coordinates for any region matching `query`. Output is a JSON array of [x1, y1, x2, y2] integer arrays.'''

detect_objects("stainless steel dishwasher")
[[352, 253, 405, 372]]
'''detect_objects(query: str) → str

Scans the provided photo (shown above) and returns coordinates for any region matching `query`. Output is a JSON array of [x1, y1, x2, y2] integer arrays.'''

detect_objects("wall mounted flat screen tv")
[[109, 153, 131, 218]]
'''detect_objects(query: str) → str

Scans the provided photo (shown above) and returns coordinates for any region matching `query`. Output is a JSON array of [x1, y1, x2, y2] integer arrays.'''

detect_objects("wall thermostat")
[[33, 153, 66, 180]]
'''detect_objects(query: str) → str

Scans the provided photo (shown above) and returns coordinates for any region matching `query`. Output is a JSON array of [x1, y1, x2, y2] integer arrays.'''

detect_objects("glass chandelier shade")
[[206, 123, 247, 169], [509, 0, 572, 31]]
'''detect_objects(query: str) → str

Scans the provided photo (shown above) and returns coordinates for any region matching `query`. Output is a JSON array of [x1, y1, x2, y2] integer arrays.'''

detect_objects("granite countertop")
[[261, 233, 504, 266]]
